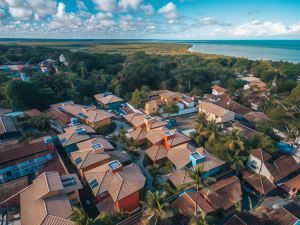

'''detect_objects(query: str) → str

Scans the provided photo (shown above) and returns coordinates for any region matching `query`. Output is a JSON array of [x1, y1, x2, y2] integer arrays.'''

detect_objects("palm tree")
[[141, 191, 174, 225], [184, 166, 216, 216], [195, 112, 207, 132], [70, 207, 128, 225], [69, 207, 95, 225], [225, 150, 247, 176], [200, 120, 218, 145], [225, 129, 244, 151], [189, 213, 208, 225]]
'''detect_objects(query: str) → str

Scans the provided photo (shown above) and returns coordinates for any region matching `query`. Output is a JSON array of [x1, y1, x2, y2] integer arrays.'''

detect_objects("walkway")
[[136, 150, 154, 191]]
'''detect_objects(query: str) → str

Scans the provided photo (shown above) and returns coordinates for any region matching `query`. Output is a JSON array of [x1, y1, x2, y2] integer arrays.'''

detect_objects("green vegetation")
[[141, 191, 175, 225], [19, 115, 50, 132], [96, 122, 116, 136], [69, 207, 128, 225]]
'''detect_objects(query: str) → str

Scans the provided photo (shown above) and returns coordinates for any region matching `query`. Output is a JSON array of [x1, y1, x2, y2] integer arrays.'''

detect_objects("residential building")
[[278, 174, 300, 197], [168, 148, 225, 187], [225, 212, 266, 225], [214, 96, 251, 117], [0, 137, 56, 184], [240, 76, 267, 92], [57, 126, 91, 154], [0, 115, 22, 141], [249, 94, 270, 111], [70, 137, 131, 176], [198, 102, 235, 123], [124, 113, 167, 142], [211, 85, 227, 96], [247, 149, 299, 183], [45, 107, 72, 133], [264, 201, 300, 225], [84, 161, 146, 212], [24, 109, 42, 118], [50, 101, 114, 129], [244, 111, 269, 124], [20, 171, 82, 225], [145, 90, 197, 116], [94, 92, 125, 110], [172, 176, 242, 216]]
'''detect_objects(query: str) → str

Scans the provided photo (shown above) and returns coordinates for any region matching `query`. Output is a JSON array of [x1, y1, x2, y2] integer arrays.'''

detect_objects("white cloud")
[[85, 12, 116, 31], [9, 7, 32, 20], [213, 20, 300, 37], [141, 4, 154, 16], [198, 17, 231, 26], [48, 3, 82, 31], [26, 0, 56, 19], [118, 0, 142, 11], [158, 2, 178, 24], [92, 0, 117, 12]]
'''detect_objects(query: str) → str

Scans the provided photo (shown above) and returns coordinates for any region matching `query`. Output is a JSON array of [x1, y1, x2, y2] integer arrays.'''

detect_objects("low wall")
[[161, 107, 198, 118]]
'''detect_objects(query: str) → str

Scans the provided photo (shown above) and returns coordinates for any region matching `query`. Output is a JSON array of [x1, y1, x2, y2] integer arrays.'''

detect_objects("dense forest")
[[0, 44, 299, 136]]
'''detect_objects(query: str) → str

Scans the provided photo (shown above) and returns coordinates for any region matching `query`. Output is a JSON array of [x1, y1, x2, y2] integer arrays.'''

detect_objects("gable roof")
[[64, 125, 96, 134], [167, 147, 225, 171], [84, 163, 145, 202], [57, 103, 114, 124], [0, 115, 18, 135], [244, 112, 269, 123], [145, 144, 168, 162], [242, 170, 276, 195], [44, 108, 72, 127], [24, 109, 42, 118], [214, 97, 251, 116], [267, 202, 300, 225], [212, 85, 227, 93], [0, 137, 49, 166], [159, 90, 179, 99], [264, 155, 299, 182], [200, 176, 242, 211], [199, 101, 232, 117], [58, 131, 90, 147], [250, 149, 272, 161], [225, 212, 266, 225], [76, 137, 114, 151], [71, 150, 111, 170], [94, 93, 124, 105], [20, 172, 80, 225]]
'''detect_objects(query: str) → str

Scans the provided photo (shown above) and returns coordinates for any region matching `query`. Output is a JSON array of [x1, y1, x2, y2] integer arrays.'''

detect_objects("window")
[[90, 179, 99, 188], [74, 157, 82, 164]]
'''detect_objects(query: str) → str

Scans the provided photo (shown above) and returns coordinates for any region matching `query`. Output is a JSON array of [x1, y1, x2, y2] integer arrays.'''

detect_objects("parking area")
[[171, 112, 198, 131]]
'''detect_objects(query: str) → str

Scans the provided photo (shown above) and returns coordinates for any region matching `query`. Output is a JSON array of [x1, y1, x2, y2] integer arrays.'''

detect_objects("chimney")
[[44, 136, 55, 152], [189, 151, 206, 167], [91, 143, 104, 153], [82, 104, 96, 113], [75, 127, 86, 135], [163, 131, 174, 151], [144, 115, 154, 131], [108, 160, 123, 173]]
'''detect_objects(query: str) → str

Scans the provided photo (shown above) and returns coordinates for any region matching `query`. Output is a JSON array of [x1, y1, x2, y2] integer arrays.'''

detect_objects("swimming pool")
[[276, 142, 297, 154]]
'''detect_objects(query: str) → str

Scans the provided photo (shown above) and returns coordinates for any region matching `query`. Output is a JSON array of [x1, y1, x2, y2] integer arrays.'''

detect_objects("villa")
[[198, 101, 235, 123], [20, 171, 82, 225], [94, 92, 125, 110], [84, 161, 146, 212]]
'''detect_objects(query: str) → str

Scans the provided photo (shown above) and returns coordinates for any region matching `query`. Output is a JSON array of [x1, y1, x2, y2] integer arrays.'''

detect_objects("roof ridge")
[[114, 173, 124, 201]]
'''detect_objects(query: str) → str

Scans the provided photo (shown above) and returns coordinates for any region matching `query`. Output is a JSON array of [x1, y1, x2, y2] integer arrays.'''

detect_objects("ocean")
[[1, 39, 299, 63], [185, 40, 300, 63]]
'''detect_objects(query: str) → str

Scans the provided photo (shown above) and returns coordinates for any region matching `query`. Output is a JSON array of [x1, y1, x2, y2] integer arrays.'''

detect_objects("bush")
[[96, 122, 116, 136]]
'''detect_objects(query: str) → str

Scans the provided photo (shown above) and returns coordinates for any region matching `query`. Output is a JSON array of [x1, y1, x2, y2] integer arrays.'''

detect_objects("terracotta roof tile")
[[250, 149, 272, 161], [145, 144, 168, 162], [199, 101, 233, 117], [242, 170, 276, 195], [94, 93, 124, 105]]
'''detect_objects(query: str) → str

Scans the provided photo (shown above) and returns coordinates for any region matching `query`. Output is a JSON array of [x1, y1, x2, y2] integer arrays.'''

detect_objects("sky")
[[0, 0, 300, 39]]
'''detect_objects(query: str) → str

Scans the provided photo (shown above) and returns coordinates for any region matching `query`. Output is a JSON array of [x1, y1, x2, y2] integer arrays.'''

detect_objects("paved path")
[[136, 150, 154, 191]]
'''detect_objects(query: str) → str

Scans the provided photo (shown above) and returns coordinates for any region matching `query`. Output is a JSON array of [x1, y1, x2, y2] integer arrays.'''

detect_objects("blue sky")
[[0, 0, 299, 39]]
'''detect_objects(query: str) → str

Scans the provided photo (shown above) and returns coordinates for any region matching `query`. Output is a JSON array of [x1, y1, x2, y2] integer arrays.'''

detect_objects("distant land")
[[0, 39, 299, 63]]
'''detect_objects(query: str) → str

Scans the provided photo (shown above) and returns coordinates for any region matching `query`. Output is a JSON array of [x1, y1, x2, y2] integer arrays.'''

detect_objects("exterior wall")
[[203, 167, 221, 178], [80, 159, 110, 176], [161, 94, 181, 104], [115, 191, 140, 212], [145, 101, 158, 115], [212, 89, 225, 96], [247, 155, 273, 182], [220, 112, 235, 123], [161, 107, 198, 118], [86, 117, 112, 129], [95, 191, 110, 203]]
